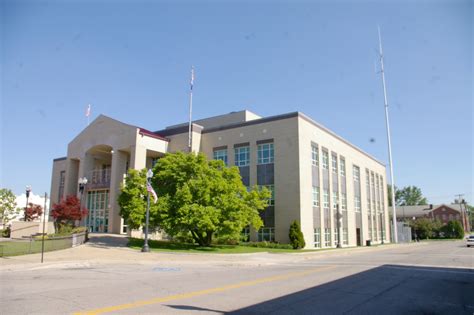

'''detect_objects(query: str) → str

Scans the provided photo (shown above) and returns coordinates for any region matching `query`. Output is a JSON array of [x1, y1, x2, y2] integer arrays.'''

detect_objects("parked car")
[[467, 235, 474, 247]]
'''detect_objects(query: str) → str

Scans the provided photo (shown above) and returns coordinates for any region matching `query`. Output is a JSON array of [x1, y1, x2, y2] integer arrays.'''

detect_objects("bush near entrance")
[[51, 195, 88, 233]]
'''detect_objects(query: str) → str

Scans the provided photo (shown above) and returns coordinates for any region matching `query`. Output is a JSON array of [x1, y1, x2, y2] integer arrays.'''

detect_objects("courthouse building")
[[50, 110, 390, 248]]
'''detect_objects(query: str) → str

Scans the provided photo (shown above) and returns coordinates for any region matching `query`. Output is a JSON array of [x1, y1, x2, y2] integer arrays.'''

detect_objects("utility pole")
[[455, 194, 466, 232], [377, 26, 398, 243]]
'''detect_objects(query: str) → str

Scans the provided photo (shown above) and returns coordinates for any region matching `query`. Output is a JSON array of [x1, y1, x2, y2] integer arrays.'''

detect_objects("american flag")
[[85, 104, 91, 117], [146, 181, 158, 204], [190, 67, 194, 91]]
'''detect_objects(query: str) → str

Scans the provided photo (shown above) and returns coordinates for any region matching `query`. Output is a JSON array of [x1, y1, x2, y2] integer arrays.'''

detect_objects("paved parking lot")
[[1, 236, 473, 314]]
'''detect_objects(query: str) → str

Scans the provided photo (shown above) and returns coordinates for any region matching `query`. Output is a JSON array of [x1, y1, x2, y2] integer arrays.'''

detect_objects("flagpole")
[[188, 67, 194, 153], [378, 26, 398, 243], [86, 104, 91, 126]]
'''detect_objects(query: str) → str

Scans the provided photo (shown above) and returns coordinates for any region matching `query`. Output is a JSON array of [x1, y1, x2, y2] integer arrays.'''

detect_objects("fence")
[[0, 232, 87, 257]]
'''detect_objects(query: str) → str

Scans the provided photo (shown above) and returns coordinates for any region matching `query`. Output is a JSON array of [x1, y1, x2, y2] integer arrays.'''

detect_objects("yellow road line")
[[73, 265, 335, 315]]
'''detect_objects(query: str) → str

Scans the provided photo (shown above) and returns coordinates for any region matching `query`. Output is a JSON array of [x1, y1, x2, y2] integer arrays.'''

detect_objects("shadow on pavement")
[[226, 264, 474, 315], [165, 305, 224, 313]]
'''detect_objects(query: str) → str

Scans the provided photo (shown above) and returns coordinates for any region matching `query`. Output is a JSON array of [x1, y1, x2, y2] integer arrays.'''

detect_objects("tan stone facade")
[[50, 110, 390, 248]]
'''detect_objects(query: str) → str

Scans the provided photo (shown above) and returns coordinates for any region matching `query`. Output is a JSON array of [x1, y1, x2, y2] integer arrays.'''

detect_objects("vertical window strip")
[[323, 189, 330, 210], [324, 228, 331, 247], [322, 150, 329, 170], [312, 186, 320, 207], [314, 228, 321, 248], [311, 144, 319, 167], [340, 158, 346, 177], [353, 165, 360, 181], [341, 193, 347, 211], [331, 154, 338, 173], [354, 196, 361, 212], [332, 191, 338, 210]]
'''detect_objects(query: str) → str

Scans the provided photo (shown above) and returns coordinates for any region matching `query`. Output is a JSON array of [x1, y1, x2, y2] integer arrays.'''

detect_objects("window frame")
[[311, 144, 319, 167], [322, 150, 329, 170], [213, 148, 228, 165], [312, 186, 320, 207], [234, 146, 250, 167], [257, 143, 274, 165]]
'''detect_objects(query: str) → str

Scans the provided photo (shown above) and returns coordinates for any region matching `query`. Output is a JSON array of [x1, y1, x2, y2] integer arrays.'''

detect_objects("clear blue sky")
[[1, 0, 472, 205]]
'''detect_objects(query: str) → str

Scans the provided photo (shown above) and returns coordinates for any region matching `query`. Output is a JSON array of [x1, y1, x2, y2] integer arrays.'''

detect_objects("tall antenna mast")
[[187, 66, 195, 153], [378, 26, 398, 243]]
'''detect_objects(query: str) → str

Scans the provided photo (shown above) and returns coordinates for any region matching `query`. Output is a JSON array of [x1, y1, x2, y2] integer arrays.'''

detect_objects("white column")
[[108, 149, 128, 234]]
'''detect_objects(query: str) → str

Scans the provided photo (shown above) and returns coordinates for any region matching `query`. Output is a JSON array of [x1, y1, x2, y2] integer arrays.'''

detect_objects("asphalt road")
[[1, 237, 473, 314]]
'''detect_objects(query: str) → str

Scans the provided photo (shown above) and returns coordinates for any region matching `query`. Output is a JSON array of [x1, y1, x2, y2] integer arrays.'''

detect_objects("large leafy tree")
[[387, 185, 427, 206], [119, 152, 270, 246], [118, 169, 160, 230], [0, 188, 19, 227]]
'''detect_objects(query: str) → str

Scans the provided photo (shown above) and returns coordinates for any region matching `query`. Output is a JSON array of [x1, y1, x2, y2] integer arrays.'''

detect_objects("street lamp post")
[[78, 177, 88, 227], [24, 185, 32, 221], [336, 204, 342, 248], [142, 169, 153, 252]]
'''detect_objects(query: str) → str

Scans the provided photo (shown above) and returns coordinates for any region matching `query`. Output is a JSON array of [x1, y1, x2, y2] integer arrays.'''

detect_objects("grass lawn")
[[127, 238, 319, 254], [0, 238, 71, 257]]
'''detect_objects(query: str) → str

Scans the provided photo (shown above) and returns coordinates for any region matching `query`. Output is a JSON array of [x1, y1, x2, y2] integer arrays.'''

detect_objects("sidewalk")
[[0, 234, 421, 272]]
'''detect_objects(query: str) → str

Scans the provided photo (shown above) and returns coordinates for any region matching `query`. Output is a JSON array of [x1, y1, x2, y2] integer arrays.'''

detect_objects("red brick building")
[[390, 203, 470, 232]]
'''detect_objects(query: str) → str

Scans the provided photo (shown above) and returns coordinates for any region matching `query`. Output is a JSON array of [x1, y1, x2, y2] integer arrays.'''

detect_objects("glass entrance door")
[[86, 190, 110, 233]]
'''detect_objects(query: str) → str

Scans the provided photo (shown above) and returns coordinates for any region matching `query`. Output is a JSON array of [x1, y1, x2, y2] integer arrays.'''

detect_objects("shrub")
[[289, 220, 306, 249], [1, 227, 11, 238], [245, 241, 293, 249], [441, 220, 464, 239], [51, 195, 88, 232]]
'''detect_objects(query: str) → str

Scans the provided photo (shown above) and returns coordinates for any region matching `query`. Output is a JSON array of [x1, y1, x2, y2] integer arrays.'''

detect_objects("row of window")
[[213, 143, 274, 166], [311, 187, 353, 212], [311, 144, 346, 177], [365, 169, 385, 214], [314, 228, 348, 248], [253, 227, 357, 246]]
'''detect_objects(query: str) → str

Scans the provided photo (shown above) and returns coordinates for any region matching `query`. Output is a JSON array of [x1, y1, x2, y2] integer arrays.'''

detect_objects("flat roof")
[[156, 111, 385, 166]]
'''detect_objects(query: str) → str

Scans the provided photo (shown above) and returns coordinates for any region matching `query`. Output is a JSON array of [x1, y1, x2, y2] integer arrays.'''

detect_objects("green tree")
[[387, 185, 428, 207], [387, 185, 402, 207], [0, 188, 19, 227], [119, 152, 270, 246], [289, 220, 305, 249], [398, 186, 428, 206], [441, 220, 464, 239], [118, 169, 159, 230]]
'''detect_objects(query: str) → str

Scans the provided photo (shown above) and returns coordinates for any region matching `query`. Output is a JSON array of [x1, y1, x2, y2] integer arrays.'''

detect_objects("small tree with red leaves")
[[25, 203, 43, 221], [51, 195, 88, 232]]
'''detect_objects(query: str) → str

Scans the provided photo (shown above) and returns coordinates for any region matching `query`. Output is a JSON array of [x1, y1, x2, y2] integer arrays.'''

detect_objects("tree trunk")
[[204, 230, 213, 247]]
